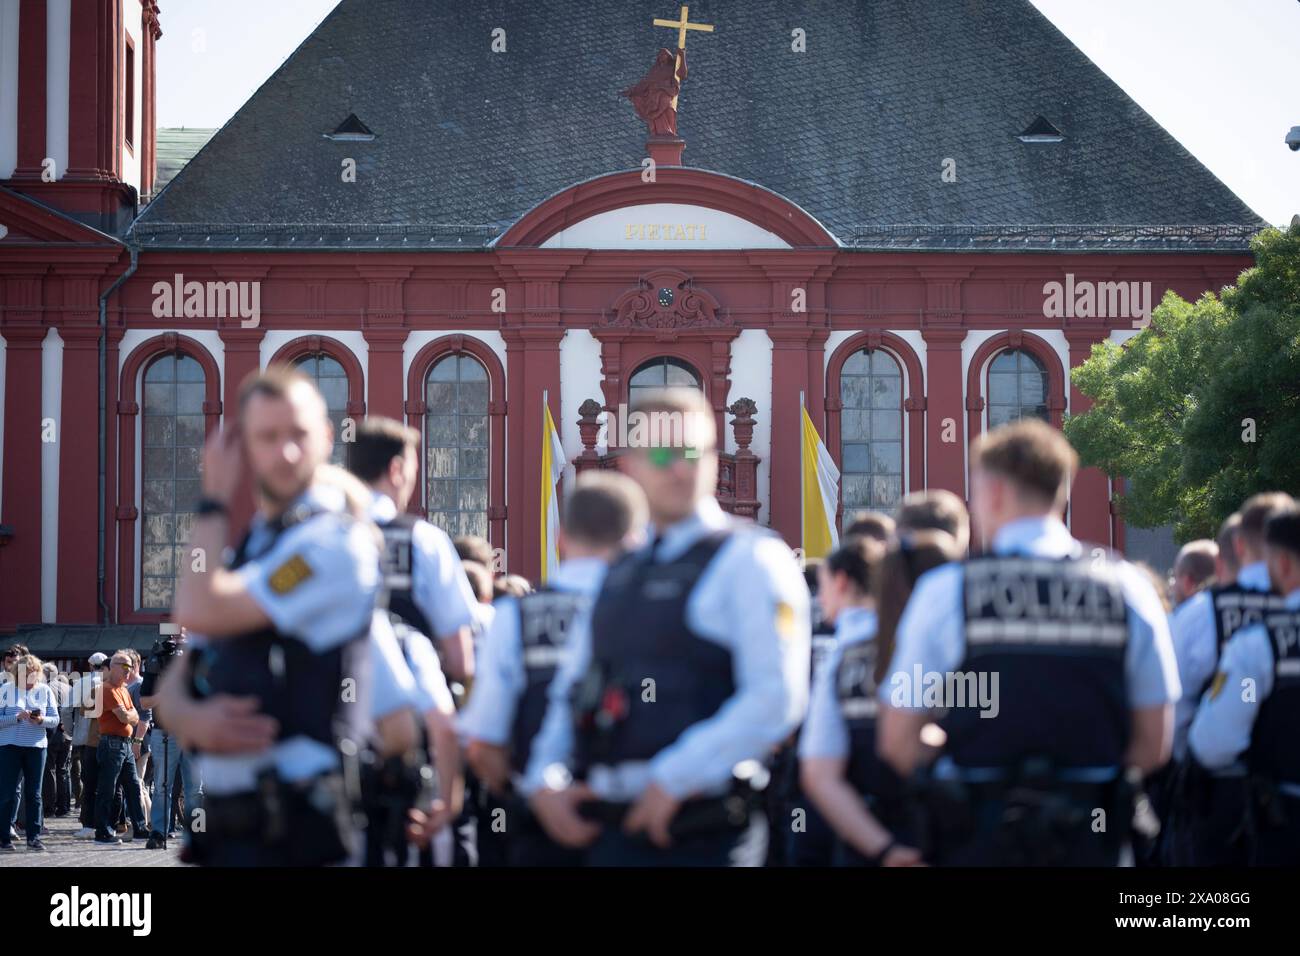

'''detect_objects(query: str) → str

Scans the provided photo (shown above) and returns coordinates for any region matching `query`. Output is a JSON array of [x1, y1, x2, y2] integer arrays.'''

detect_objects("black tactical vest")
[[835, 638, 887, 796], [1249, 609, 1300, 784], [946, 553, 1130, 771], [572, 529, 735, 776], [1209, 583, 1286, 657], [376, 513, 435, 641], [510, 586, 591, 774], [191, 503, 372, 755]]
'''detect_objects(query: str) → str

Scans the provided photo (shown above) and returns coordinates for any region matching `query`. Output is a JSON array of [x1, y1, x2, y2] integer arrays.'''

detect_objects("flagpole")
[[542, 389, 549, 583], [790, 390, 800, 561]]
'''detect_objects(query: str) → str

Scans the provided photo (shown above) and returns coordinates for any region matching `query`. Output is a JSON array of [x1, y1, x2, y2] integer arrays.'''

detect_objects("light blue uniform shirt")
[[1168, 561, 1272, 761], [799, 607, 878, 760], [369, 492, 481, 642], [880, 515, 1180, 780], [195, 484, 415, 795], [459, 556, 607, 746], [522, 497, 811, 801], [1188, 587, 1300, 797], [0, 683, 59, 748]]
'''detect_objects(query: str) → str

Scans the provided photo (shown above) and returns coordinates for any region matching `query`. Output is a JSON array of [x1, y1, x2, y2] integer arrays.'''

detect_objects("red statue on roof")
[[622, 47, 686, 137]]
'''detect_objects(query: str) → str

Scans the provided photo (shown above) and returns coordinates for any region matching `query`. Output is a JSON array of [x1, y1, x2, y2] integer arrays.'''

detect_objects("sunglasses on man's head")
[[645, 446, 700, 469]]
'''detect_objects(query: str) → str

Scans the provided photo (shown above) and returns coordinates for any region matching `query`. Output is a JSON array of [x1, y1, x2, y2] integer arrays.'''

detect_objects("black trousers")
[[43, 734, 72, 815], [77, 744, 99, 828], [1253, 793, 1300, 866]]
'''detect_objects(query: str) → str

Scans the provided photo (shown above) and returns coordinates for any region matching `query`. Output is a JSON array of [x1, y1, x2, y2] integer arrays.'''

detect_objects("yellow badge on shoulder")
[[775, 601, 796, 640], [1208, 671, 1228, 701], [268, 554, 314, 595]]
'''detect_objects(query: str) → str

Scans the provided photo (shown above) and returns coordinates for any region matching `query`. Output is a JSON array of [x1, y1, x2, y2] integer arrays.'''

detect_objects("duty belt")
[[578, 792, 752, 841]]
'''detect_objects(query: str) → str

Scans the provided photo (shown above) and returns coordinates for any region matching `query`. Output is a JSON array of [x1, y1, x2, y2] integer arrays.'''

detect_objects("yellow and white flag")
[[801, 405, 840, 559], [540, 400, 567, 583]]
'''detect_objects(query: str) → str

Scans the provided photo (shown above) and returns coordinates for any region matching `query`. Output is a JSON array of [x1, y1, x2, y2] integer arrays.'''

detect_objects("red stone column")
[[921, 328, 968, 498], [503, 328, 563, 582], [766, 327, 815, 548], [12, 0, 48, 181], [218, 328, 264, 540], [1066, 329, 1113, 548], [362, 329, 407, 422], [0, 325, 47, 630], [56, 324, 104, 622]]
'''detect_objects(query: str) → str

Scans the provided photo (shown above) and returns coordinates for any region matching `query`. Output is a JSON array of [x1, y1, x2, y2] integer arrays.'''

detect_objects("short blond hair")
[[973, 419, 1077, 510]]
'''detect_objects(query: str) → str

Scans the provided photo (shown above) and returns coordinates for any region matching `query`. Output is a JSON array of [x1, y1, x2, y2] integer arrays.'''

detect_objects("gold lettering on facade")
[[620, 222, 711, 241]]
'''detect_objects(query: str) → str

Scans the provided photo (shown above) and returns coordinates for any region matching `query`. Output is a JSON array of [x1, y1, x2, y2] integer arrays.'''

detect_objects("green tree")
[[1065, 225, 1300, 542]]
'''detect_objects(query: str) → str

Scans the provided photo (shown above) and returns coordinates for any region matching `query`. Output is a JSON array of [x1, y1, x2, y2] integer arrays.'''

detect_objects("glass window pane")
[[872, 351, 900, 375], [144, 415, 174, 446], [665, 360, 700, 387], [841, 474, 872, 510], [871, 410, 902, 440], [175, 415, 205, 447], [175, 383, 204, 415], [458, 356, 487, 381], [1020, 373, 1046, 406], [143, 447, 172, 479], [427, 415, 456, 444], [175, 355, 204, 382], [428, 358, 457, 381], [989, 404, 1016, 428], [872, 442, 902, 474], [989, 373, 1018, 405], [630, 363, 666, 387], [426, 383, 456, 414], [142, 513, 174, 545], [145, 355, 175, 383], [141, 545, 172, 577], [841, 350, 869, 375], [872, 475, 903, 509], [461, 448, 488, 479], [428, 447, 458, 477], [460, 415, 488, 446], [840, 376, 870, 409], [141, 578, 172, 611], [427, 480, 457, 511], [841, 443, 871, 473], [871, 376, 901, 409], [990, 351, 1018, 373], [840, 409, 868, 440], [144, 382, 175, 414], [143, 480, 172, 513], [458, 382, 489, 415]]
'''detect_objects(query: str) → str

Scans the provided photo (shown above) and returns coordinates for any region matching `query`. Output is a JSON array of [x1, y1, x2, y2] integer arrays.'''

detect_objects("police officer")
[[346, 417, 471, 862], [799, 535, 922, 866], [173, 367, 419, 866], [877, 419, 1179, 866], [1189, 505, 1300, 865], [1166, 492, 1294, 865], [459, 471, 646, 865], [525, 388, 810, 866]]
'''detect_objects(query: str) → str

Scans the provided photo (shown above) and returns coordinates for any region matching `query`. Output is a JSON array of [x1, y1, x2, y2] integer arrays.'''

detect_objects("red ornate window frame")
[[115, 333, 222, 624], [825, 331, 926, 525], [404, 335, 507, 548], [965, 331, 1067, 445], [268, 335, 366, 419]]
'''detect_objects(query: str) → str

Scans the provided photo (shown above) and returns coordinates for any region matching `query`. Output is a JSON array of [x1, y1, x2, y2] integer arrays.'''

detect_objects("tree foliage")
[[1064, 225, 1300, 542]]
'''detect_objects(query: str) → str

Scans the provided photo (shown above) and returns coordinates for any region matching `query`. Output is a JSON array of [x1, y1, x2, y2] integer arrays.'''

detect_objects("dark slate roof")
[[149, 128, 217, 200], [132, 0, 1265, 252], [14, 624, 164, 657]]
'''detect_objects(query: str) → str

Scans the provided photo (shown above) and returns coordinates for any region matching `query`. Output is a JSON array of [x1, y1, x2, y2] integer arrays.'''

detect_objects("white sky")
[[157, 0, 1300, 225]]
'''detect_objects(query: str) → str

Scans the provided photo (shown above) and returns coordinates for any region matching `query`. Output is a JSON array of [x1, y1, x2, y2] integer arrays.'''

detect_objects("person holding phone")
[[0, 653, 60, 851]]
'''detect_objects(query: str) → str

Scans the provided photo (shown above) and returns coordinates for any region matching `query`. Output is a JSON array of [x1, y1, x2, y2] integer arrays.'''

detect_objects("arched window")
[[140, 353, 206, 611], [424, 354, 489, 538], [294, 353, 350, 464], [628, 356, 701, 407], [987, 349, 1049, 427], [839, 348, 903, 514]]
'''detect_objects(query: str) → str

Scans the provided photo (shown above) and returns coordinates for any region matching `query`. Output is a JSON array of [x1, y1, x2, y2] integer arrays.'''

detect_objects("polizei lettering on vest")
[[49, 886, 152, 936]]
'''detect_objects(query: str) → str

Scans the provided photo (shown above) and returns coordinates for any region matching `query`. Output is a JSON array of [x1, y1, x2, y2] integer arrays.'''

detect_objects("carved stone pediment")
[[605, 270, 729, 330]]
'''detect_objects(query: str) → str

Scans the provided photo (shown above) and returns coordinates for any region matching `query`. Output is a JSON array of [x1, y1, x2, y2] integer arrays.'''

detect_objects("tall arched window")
[[839, 348, 903, 514], [294, 353, 349, 464], [424, 354, 489, 538], [628, 356, 701, 407], [140, 353, 206, 611], [987, 349, 1049, 427]]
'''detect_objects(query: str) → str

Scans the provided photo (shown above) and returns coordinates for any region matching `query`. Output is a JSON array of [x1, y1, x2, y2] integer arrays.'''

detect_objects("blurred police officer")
[[800, 535, 923, 866], [460, 471, 646, 866], [878, 419, 1179, 866], [173, 366, 417, 866], [1166, 492, 1294, 864], [1189, 504, 1300, 865], [346, 418, 470, 863], [525, 388, 810, 866]]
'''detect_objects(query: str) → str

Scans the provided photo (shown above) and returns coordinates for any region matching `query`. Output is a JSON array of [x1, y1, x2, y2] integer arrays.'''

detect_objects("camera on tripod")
[[140, 636, 184, 693]]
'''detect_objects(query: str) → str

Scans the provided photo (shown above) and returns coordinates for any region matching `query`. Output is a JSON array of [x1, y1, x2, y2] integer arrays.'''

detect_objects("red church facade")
[[0, 0, 1264, 638]]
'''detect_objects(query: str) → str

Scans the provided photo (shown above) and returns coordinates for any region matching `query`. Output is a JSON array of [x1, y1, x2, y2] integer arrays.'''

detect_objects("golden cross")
[[652, 5, 714, 111]]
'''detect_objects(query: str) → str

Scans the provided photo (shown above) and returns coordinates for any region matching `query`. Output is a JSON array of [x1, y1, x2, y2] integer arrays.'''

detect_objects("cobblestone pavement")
[[0, 808, 188, 867]]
